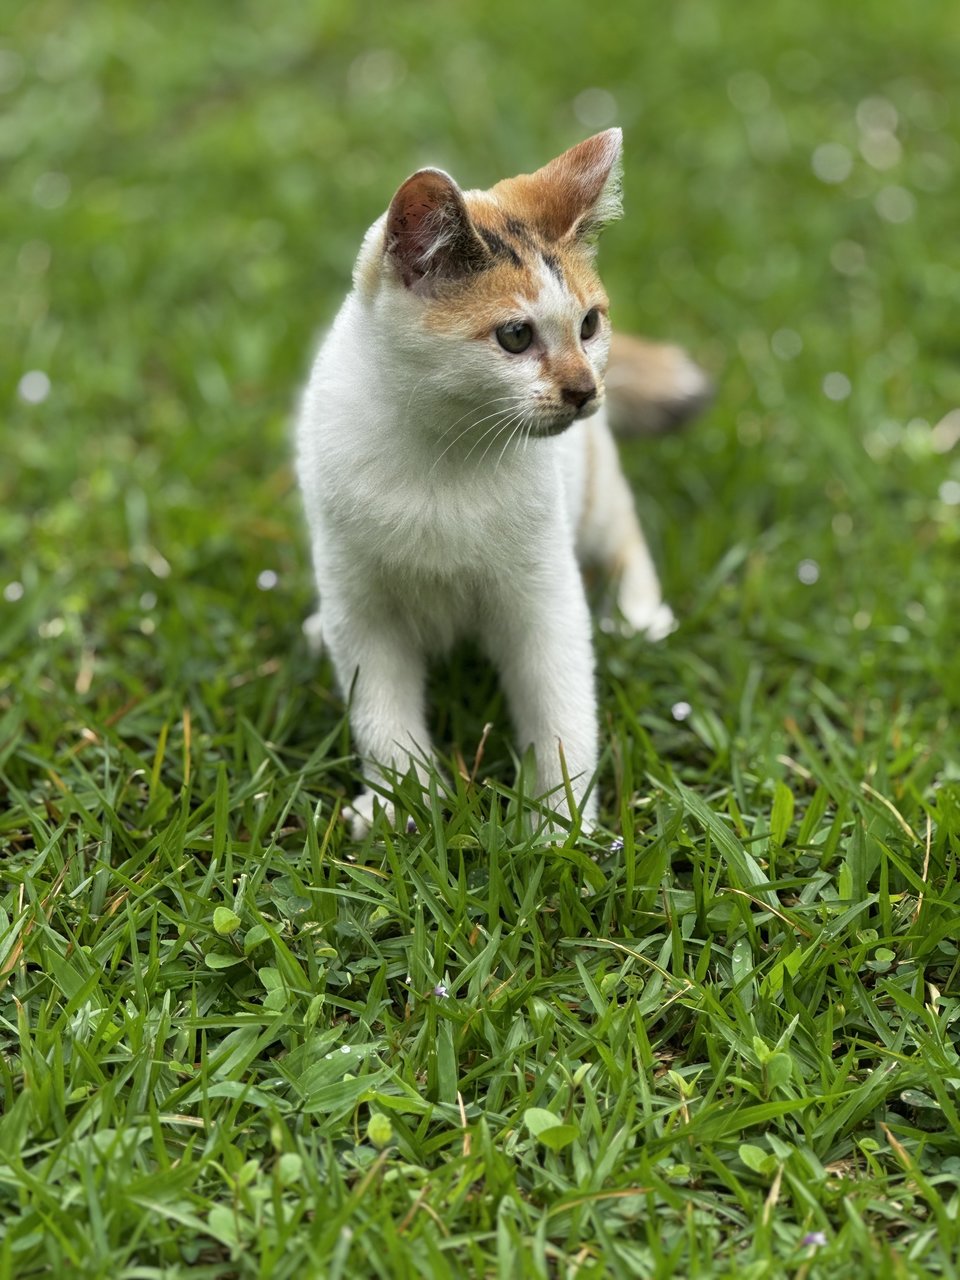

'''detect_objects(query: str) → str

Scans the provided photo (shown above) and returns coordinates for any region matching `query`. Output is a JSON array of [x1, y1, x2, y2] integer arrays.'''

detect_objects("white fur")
[[296, 195, 670, 835]]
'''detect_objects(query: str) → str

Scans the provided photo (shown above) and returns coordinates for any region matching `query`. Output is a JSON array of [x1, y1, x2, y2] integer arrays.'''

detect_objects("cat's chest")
[[338, 455, 553, 578]]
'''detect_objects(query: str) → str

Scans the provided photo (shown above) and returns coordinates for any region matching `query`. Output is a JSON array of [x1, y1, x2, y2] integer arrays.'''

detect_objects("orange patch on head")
[[422, 256, 539, 337], [419, 190, 609, 339], [488, 129, 623, 244]]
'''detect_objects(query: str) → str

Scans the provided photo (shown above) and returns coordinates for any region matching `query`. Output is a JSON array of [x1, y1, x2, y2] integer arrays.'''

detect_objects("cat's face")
[[370, 130, 623, 449]]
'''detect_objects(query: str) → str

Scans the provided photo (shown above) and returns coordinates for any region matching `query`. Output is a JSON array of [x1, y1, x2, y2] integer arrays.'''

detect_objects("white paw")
[[616, 598, 678, 642], [342, 790, 417, 839]]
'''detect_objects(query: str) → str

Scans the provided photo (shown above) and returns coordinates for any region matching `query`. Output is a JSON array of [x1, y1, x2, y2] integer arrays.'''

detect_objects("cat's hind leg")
[[576, 418, 677, 641]]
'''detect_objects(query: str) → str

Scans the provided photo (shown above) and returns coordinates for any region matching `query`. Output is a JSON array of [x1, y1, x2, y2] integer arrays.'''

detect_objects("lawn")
[[2, 0, 959, 1276]]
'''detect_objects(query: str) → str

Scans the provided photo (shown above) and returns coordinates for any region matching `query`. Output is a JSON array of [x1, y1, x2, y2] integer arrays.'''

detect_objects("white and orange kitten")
[[296, 129, 708, 834]]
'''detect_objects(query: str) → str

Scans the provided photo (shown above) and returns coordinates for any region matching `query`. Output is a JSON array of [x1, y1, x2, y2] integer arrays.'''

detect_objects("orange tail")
[[605, 333, 712, 436]]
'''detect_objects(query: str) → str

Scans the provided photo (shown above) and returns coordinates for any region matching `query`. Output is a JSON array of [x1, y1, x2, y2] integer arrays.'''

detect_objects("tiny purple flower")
[[802, 1231, 827, 1248], [433, 983, 449, 999], [609, 837, 624, 854]]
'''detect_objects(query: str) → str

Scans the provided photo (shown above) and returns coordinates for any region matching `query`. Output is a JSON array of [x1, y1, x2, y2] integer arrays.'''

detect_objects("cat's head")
[[360, 130, 624, 443]]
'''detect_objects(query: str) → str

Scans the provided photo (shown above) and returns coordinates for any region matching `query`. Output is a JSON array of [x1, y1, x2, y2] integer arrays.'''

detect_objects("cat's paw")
[[640, 601, 678, 642], [342, 790, 417, 839], [614, 597, 678, 642], [302, 610, 324, 657]]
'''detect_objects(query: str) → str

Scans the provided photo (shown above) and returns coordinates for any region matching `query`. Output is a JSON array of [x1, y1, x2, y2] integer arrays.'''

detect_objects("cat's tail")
[[604, 333, 712, 436]]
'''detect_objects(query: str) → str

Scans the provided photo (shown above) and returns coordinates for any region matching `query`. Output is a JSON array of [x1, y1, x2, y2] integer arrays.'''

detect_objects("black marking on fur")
[[504, 216, 534, 244], [476, 224, 523, 268], [541, 251, 564, 282]]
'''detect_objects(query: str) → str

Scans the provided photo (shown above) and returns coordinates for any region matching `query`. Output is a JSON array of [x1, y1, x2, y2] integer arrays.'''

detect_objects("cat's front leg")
[[322, 603, 433, 837], [483, 562, 599, 828]]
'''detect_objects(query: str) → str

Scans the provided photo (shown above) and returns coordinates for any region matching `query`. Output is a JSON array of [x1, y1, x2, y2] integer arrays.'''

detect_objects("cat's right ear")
[[385, 169, 489, 290]]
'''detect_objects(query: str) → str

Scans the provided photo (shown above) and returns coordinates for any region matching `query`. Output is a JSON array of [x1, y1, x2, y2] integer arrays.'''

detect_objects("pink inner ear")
[[386, 169, 487, 288]]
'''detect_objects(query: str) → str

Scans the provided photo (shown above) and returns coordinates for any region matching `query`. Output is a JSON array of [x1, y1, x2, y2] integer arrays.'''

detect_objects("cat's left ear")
[[385, 168, 489, 291], [524, 128, 624, 244]]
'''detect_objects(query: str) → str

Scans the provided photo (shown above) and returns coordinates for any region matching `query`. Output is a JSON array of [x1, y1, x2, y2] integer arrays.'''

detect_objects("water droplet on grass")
[[771, 328, 802, 360], [931, 411, 960, 454], [830, 240, 866, 275], [875, 185, 915, 223], [573, 87, 618, 129], [859, 131, 901, 170], [812, 143, 852, 183], [727, 70, 770, 114], [33, 171, 71, 209], [18, 370, 51, 403], [856, 96, 898, 134], [823, 372, 851, 401], [347, 49, 406, 97]]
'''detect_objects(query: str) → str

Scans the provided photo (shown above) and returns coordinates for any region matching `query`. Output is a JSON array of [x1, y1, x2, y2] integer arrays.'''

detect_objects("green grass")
[[2, 0, 960, 1276]]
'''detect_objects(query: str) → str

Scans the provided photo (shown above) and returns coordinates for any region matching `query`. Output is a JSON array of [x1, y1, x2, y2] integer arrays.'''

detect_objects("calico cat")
[[296, 129, 708, 834]]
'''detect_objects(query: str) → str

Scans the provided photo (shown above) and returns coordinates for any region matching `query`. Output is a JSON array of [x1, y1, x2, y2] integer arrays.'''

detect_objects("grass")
[[2, 0, 960, 1275]]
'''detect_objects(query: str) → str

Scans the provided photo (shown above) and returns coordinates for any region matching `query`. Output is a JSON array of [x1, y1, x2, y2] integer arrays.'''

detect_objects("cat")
[[296, 129, 709, 835]]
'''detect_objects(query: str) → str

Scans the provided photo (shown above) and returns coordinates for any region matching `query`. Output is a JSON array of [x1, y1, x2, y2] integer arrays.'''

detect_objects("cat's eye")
[[496, 321, 534, 354], [580, 308, 600, 341]]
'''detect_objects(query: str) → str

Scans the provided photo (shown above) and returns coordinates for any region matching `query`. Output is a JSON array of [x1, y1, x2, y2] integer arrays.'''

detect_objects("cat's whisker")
[[435, 395, 524, 443], [463, 410, 523, 465], [477, 409, 526, 467], [493, 414, 530, 471], [402, 372, 432, 416], [432, 405, 520, 471], [430, 397, 528, 471]]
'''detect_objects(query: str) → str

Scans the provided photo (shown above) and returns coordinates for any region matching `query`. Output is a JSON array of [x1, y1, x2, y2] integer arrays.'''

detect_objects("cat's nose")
[[561, 383, 597, 411]]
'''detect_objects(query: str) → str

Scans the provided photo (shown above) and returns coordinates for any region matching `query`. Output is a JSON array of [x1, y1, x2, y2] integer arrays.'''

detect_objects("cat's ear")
[[523, 128, 624, 244], [385, 168, 489, 290]]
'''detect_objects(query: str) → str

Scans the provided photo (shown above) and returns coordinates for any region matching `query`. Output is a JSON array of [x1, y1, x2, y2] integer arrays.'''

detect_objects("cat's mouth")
[[534, 395, 603, 436]]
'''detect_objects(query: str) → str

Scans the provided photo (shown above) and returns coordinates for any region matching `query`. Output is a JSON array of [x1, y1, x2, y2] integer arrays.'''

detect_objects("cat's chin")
[[532, 398, 603, 437], [534, 419, 576, 438]]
